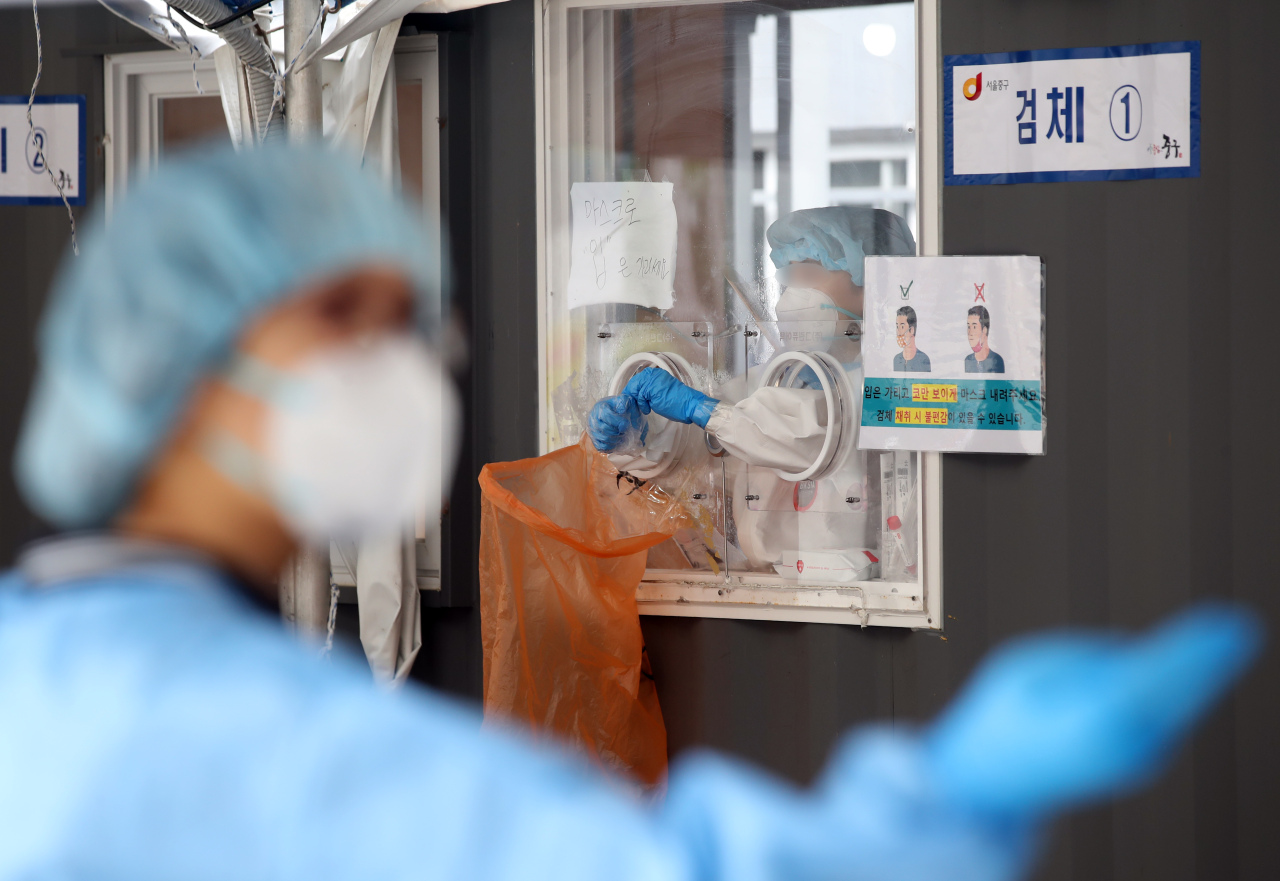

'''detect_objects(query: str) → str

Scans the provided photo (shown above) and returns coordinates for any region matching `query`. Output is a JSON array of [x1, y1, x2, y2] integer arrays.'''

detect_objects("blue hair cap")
[[16, 141, 442, 529], [767, 206, 916, 286]]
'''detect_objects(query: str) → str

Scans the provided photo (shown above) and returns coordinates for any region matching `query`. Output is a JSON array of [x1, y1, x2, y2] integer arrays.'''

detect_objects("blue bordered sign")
[[944, 42, 1199, 185], [0, 95, 87, 205]]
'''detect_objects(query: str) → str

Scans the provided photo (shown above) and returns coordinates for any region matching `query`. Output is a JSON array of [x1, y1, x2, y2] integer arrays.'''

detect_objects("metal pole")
[[284, 0, 324, 139], [280, 546, 332, 637], [279, 0, 331, 634]]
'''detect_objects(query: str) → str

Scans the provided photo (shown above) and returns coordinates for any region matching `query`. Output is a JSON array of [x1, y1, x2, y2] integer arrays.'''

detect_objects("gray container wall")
[[453, 2, 1280, 880]]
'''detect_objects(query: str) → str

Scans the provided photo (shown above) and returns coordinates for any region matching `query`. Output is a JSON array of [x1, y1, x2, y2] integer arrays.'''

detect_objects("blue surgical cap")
[[767, 206, 916, 286], [16, 141, 442, 529]]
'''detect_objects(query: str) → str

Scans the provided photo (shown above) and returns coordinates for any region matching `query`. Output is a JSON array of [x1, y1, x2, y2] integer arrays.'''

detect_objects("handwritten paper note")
[[567, 182, 678, 311]]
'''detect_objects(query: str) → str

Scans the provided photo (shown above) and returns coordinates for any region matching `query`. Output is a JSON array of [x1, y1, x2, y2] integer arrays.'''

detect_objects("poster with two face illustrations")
[[860, 256, 1044, 454]]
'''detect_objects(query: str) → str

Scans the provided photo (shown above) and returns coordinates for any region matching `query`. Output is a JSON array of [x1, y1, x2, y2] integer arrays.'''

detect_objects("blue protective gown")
[[0, 535, 1033, 881]]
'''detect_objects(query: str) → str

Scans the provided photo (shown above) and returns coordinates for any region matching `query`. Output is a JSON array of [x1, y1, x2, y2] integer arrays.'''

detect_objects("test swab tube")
[[885, 515, 917, 578]]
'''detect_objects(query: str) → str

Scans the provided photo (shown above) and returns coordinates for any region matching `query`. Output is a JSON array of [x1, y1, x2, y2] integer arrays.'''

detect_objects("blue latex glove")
[[924, 602, 1263, 819], [587, 394, 648, 452], [622, 368, 719, 429], [664, 731, 1038, 881]]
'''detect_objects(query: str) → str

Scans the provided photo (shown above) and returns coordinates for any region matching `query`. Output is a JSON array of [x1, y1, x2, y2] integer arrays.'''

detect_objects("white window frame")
[[104, 49, 222, 214], [536, 0, 943, 629], [398, 34, 447, 592], [391, 35, 443, 294]]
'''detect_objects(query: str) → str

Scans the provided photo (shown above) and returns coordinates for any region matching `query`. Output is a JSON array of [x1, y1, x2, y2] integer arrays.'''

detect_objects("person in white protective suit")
[[589, 206, 916, 579]]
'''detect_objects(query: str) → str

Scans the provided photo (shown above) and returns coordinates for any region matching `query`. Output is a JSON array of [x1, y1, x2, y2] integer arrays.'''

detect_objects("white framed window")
[[104, 49, 227, 211], [538, 0, 943, 627]]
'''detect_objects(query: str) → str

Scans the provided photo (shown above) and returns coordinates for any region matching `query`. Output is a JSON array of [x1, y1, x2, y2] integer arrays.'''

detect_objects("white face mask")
[[212, 335, 461, 543], [774, 286, 859, 351]]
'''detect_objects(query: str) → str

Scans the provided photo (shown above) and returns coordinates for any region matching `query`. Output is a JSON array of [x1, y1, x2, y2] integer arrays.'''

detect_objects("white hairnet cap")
[[16, 141, 442, 529], [767, 206, 916, 286]]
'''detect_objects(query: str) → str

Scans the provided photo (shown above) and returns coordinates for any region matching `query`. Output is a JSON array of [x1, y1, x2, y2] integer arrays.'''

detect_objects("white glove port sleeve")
[[704, 386, 830, 473]]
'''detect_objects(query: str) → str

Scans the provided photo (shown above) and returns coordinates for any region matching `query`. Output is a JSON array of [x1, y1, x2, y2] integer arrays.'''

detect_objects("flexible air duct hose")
[[167, 0, 282, 140]]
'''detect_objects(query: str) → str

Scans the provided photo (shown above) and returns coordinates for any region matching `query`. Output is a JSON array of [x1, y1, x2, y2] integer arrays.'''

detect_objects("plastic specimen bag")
[[478, 435, 687, 785]]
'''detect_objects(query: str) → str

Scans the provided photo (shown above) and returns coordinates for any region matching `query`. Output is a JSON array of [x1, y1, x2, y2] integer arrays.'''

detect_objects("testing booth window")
[[540, 0, 942, 627]]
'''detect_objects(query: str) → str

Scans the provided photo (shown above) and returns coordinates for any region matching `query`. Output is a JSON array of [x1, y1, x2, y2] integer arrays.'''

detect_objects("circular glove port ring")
[[758, 350, 855, 482], [605, 351, 699, 480]]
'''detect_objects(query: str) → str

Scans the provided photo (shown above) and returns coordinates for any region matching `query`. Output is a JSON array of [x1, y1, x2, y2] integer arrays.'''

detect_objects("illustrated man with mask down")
[[965, 305, 1005, 373], [0, 146, 1262, 881]]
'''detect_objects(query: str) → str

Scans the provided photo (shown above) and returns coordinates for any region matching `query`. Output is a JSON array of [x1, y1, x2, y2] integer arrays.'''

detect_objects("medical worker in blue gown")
[[0, 142, 1261, 881]]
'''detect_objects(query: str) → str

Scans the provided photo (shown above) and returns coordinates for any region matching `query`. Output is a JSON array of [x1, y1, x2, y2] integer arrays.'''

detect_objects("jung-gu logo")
[[1148, 134, 1182, 159], [963, 72, 983, 101]]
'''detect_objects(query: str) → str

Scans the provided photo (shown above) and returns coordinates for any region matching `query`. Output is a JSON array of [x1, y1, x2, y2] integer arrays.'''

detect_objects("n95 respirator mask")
[[774, 286, 859, 352], [211, 335, 461, 543]]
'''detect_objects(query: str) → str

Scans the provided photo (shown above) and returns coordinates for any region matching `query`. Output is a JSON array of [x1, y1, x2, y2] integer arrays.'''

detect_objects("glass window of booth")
[[541, 0, 940, 627]]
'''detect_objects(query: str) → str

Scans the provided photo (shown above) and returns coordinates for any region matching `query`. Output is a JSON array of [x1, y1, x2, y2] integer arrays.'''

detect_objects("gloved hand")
[[587, 394, 648, 452], [924, 602, 1262, 819], [664, 731, 1039, 881], [622, 367, 719, 429]]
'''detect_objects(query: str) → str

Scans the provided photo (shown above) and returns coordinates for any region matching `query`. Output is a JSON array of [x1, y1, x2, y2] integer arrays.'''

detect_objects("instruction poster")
[[859, 256, 1045, 455], [567, 181, 677, 311]]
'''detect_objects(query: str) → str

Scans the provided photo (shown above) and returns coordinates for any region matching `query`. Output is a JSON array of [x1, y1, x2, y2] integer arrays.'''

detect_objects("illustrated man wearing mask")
[[894, 305, 931, 372], [0, 146, 1261, 881]]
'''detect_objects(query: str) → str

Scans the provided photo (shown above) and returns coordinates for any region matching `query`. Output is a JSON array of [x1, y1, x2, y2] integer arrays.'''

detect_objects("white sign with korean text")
[[0, 97, 85, 205], [567, 181, 678, 311], [945, 42, 1198, 185], [860, 256, 1045, 455]]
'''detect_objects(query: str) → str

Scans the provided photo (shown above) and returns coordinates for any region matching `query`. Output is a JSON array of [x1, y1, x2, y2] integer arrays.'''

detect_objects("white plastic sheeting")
[[334, 532, 422, 684], [326, 18, 400, 176], [217, 14, 418, 682], [301, 0, 506, 68], [213, 44, 255, 143], [94, 0, 509, 63], [96, 0, 225, 57], [324, 18, 422, 685]]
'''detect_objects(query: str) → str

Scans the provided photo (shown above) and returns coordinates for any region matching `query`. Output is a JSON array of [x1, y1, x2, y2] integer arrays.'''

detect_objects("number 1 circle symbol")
[[1109, 85, 1142, 141]]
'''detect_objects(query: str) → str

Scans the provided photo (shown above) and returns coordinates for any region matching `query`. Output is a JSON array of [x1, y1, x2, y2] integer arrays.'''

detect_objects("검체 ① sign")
[[0, 95, 86, 205], [944, 41, 1199, 184]]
